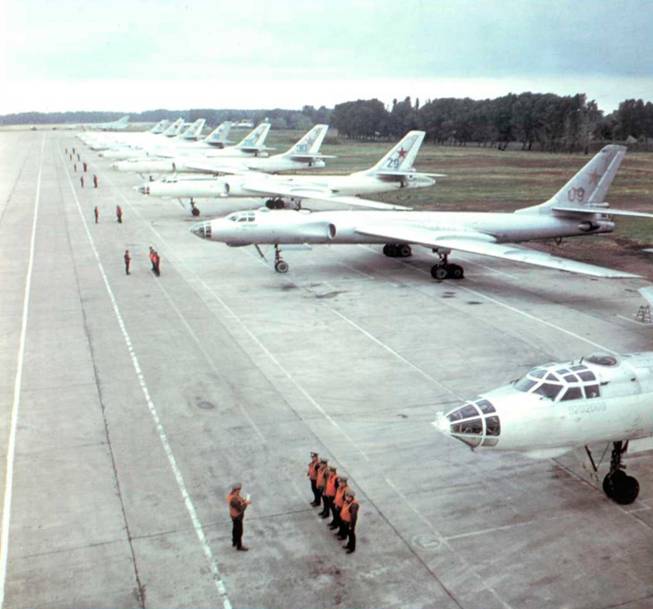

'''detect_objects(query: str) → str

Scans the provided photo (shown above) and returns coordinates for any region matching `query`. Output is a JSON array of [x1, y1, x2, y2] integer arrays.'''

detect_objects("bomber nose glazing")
[[433, 398, 501, 449], [190, 221, 211, 240]]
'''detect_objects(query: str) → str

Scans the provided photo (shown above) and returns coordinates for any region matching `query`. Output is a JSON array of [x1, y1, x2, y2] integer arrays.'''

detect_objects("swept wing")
[[353, 224, 638, 278]]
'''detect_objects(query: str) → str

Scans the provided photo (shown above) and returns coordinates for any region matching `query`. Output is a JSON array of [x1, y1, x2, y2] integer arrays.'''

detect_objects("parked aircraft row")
[[78, 118, 653, 507]]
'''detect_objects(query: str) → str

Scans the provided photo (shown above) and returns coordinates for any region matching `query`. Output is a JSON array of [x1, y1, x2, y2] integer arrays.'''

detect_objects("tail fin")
[[117, 115, 130, 125], [518, 145, 627, 214], [180, 119, 206, 140], [365, 131, 426, 175], [163, 118, 185, 137], [150, 120, 170, 134], [236, 123, 271, 151], [284, 124, 328, 157], [204, 121, 232, 147]]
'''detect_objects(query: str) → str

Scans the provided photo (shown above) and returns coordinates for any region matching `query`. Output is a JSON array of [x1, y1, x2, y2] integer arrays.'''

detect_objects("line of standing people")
[[308, 452, 359, 553]]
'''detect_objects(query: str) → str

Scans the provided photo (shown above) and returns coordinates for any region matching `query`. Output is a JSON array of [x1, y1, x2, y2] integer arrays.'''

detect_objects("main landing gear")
[[266, 198, 286, 210], [383, 243, 412, 258], [274, 244, 288, 273], [430, 249, 464, 280], [602, 441, 640, 505]]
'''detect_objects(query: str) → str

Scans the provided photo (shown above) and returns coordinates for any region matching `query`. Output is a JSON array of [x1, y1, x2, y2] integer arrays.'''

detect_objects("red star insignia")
[[588, 170, 601, 187], [397, 147, 407, 159]]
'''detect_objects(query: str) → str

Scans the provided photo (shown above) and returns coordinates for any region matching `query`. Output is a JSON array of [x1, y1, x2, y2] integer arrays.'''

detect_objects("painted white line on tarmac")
[[60, 153, 233, 609], [0, 134, 45, 609]]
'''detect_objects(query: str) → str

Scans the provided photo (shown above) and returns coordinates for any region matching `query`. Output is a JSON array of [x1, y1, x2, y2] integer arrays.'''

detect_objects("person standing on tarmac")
[[153, 250, 160, 276], [83, 161, 87, 172], [124, 250, 131, 275], [93, 174, 98, 188], [322, 466, 337, 520], [116, 205, 123, 223], [341, 491, 359, 554], [80, 175, 84, 188], [330, 475, 348, 531], [315, 458, 328, 512], [94, 206, 99, 223], [149, 247, 156, 272], [307, 452, 320, 506], [227, 482, 252, 551]]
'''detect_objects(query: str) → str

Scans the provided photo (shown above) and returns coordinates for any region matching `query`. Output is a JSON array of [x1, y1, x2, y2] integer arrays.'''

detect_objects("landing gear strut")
[[602, 441, 639, 504], [383, 243, 412, 258], [190, 198, 200, 217], [266, 198, 286, 210], [274, 244, 289, 273], [430, 249, 464, 280]]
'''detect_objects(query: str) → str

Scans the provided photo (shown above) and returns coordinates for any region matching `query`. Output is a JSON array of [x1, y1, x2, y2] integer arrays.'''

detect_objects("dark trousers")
[[329, 503, 340, 526], [125, 262, 130, 275], [338, 521, 349, 539], [346, 526, 356, 551], [310, 479, 319, 503], [231, 516, 243, 548], [320, 494, 330, 516]]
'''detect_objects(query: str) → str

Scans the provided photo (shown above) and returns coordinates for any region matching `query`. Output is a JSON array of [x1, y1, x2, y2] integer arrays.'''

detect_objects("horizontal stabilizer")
[[552, 206, 653, 219], [354, 224, 638, 278]]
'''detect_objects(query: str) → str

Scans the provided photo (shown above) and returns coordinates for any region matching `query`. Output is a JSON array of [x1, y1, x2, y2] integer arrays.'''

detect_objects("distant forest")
[[3, 93, 652, 153]]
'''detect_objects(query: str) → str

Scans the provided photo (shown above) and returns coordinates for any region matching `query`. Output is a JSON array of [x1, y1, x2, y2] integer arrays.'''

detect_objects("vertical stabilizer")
[[236, 123, 271, 150], [518, 145, 627, 213], [150, 119, 170, 134], [365, 131, 426, 174], [204, 121, 233, 147], [180, 119, 206, 140], [163, 118, 185, 137], [284, 124, 328, 157]]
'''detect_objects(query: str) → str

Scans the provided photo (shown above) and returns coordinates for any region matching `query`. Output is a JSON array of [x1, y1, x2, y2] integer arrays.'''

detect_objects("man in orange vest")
[[321, 465, 337, 519], [340, 490, 359, 553], [116, 205, 123, 223], [124, 249, 131, 275], [226, 482, 251, 551], [330, 475, 348, 531], [315, 458, 328, 513], [307, 452, 320, 506]]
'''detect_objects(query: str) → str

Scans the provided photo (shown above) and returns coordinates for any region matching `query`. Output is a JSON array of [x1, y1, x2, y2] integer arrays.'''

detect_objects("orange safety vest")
[[340, 499, 359, 523], [307, 459, 318, 480], [226, 492, 245, 519], [335, 485, 348, 509], [325, 473, 337, 497], [316, 465, 327, 489]]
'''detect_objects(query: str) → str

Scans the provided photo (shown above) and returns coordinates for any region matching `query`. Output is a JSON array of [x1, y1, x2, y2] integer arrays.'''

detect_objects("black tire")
[[398, 244, 412, 258], [383, 244, 398, 257], [431, 265, 448, 280], [275, 260, 289, 273], [383, 244, 392, 257], [191, 207, 200, 217], [447, 263, 464, 279]]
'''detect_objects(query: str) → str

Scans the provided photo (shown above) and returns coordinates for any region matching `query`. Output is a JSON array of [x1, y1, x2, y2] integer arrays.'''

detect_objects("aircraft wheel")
[[398, 244, 412, 258], [383, 244, 397, 257], [191, 207, 200, 217], [431, 264, 448, 280], [447, 263, 464, 279], [275, 260, 289, 273], [603, 471, 640, 504]]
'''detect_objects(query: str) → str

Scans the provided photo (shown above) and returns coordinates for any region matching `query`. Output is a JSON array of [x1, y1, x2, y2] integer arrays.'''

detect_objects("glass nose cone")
[[190, 221, 211, 239], [433, 399, 501, 449]]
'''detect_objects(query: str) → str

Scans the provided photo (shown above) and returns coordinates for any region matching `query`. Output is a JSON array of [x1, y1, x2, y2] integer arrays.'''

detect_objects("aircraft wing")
[[354, 224, 638, 278], [182, 159, 248, 175], [240, 183, 411, 210], [552, 206, 653, 219]]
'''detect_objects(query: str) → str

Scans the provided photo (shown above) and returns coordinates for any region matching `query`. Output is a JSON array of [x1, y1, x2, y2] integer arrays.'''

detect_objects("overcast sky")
[[1, 0, 652, 114]]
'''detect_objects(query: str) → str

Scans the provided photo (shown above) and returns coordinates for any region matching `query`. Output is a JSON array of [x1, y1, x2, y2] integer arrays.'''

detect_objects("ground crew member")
[[307, 452, 320, 506], [93, 174, 98, 188], [116, 205, 123, 223], [83, 161, 87, 172], [77, 153, 80, 161], [341, 491, 359, 553], [322, 466, 337, 520], [124, 249, 131, 275], [315, 458, 328, 512], [73, 163, 77, 171], [72, 147, 75, 154], [153, 250, 160, 276], [330, 475, 348, 530], [80, 175, 84, 188], [94, 206, 99, 223], [226, 482, 251, 551]]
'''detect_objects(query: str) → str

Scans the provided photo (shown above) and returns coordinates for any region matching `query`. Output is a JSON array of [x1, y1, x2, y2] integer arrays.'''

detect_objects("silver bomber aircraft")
[[138, 131, 437, 215], [190, 145, 652, 277], [433, 345, 653, 505], [112, 123, 328, 176]]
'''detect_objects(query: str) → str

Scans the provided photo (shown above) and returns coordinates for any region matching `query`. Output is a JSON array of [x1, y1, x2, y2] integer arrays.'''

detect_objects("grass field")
[[258, 128, 653, 278]]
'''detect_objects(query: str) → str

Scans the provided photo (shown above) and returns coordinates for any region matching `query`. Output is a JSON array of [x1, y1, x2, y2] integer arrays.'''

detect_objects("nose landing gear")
[[602, 441, 639, 505], [190, 198, 200, 217], [274, 244, 289, 273]]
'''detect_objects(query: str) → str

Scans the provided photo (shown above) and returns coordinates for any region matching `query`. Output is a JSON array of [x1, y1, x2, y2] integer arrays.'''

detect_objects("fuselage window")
[[485, 416, 501, 436], [460, 404, 480, 419], [570, 365, 587, 372], [564, 374, 579, 383], [453, 418, 483, 435], [578, 370, 596, 382], [476, 399, 495, 414], [560, 386, 583, 401], [531, 369, 546, 379], [585, 385, 600, 399], [556, 368, 571, 375], [515, 377, 537, 392], [545, 372, 558, 381], [533, 383, 562, 400]]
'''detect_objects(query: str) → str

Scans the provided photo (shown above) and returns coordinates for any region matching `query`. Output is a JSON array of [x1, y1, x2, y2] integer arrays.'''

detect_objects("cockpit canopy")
[[444, 398, 501, 449], [514, 361, 601, 402], [227, 211, 257, 223]]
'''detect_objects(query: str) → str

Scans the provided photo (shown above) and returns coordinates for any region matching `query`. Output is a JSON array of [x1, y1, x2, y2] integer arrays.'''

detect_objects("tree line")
[[331, 94, 653, 152]]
